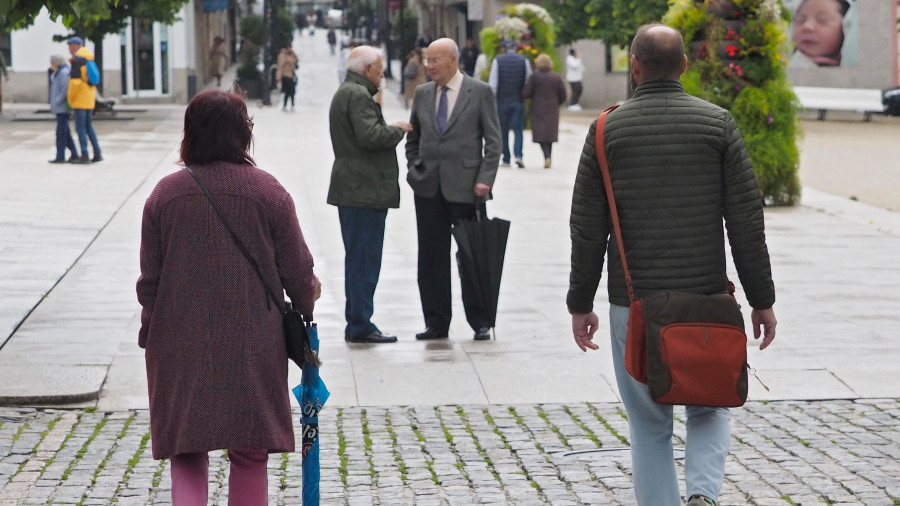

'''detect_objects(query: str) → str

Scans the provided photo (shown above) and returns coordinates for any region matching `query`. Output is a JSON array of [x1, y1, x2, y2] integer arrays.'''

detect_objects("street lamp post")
[[261, 0, 272, 105]]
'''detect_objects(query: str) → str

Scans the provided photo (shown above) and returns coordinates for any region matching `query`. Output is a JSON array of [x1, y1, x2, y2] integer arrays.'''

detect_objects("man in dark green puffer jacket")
[[567, 25, 778, 506], [327, 45, 413, 344]]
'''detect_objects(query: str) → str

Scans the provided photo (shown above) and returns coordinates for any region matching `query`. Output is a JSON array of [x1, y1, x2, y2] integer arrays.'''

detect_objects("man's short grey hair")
[[346, 45, 381, 74], [50, 54, 68, 67]]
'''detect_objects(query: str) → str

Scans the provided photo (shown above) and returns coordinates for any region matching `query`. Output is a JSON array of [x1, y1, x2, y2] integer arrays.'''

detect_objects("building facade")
[[1, 0, 238, 105]]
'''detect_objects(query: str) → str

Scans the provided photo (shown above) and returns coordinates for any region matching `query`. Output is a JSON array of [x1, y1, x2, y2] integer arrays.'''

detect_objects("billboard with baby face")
[[786, 0, 858, 68]]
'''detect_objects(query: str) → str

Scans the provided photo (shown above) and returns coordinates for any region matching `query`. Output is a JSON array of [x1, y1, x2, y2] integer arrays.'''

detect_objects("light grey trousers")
[[609, 304, 731, 505]]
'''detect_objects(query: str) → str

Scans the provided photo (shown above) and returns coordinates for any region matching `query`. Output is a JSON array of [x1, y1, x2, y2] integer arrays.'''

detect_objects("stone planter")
[[235, 77, 264, 99]]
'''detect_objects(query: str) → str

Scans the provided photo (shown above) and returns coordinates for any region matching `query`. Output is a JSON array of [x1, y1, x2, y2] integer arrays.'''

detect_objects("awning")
[[203, 0, 228, 12]]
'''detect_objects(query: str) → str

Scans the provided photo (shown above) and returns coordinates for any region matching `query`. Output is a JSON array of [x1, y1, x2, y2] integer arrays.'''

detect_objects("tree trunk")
[[94, 39, 104, 96]]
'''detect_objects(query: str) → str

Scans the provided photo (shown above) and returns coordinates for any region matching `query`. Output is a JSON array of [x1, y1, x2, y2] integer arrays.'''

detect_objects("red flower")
[[725, 44, 742, 58]]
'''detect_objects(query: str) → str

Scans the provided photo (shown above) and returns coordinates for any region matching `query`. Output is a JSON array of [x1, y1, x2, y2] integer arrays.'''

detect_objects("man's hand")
[[571, 312, 600, 352], [751, 307, 776, 350], [474, 183, 490, 198], [393, 121, 413, 133]]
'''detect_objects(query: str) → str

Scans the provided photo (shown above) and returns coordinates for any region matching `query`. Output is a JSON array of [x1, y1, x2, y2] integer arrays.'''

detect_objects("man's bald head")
[[630, 24, 686, 83]]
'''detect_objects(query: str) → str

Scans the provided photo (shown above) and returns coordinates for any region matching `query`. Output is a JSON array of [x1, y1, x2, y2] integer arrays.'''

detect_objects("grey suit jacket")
[[405, 74, 502, 204]]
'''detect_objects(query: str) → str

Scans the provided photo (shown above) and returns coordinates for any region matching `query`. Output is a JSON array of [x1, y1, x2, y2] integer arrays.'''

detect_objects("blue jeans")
[[55, 113, 78, 160], [497, 101, 524, 163], [609, 304, 730, 505], [73, 109, 101, 158], [338, 206, 388, 336]]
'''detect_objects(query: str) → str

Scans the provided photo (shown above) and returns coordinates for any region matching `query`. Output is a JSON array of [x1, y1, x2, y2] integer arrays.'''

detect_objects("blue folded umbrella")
[[291, 321, 329, 506]]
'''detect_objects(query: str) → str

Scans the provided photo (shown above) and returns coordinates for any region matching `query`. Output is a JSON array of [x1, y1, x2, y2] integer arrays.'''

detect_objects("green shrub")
[[664, 0, 800, 205], [480, 3, 561, 74]]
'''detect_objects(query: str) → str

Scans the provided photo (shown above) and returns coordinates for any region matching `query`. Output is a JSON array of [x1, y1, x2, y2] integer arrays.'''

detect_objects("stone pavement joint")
[[1, 401, 899, 504]]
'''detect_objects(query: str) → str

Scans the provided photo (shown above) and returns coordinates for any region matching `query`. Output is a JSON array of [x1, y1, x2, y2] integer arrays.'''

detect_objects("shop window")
[[606, 45, 629, 73], [0, 32, 11, 67]]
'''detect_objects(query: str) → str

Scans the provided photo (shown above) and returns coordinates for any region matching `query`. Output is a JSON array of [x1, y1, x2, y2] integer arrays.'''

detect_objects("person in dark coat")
[[405, 38, 502, 341], [327, 45, 412, 344], [48, 54, 79, 163], [459, 38, 480, 76], [489, 39, 531, 168], [567, 25, 777, 506], [137, 90, 321, 506], [522, 54, 566, 169]]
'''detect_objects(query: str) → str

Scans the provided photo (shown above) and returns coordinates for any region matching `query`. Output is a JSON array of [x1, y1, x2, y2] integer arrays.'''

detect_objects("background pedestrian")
[[327, 28, 337, 55], [566, 48, 584, 110], [327, 45, 411, 344], [403, 48, 426, 108], [568, 25, 777, 506], [66, 36, 102, 164], [459, 38, 480, 76], [209, 36, 227, 87], [522, 53, 566, 169], [137, 89, 321, 506], [489, 39, 531, 168], [48, 54, 79, 164], [276, 44, 299, 110]]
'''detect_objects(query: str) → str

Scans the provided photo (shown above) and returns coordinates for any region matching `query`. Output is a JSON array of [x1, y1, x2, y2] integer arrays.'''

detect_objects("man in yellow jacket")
[[67, 37, 102, 164]]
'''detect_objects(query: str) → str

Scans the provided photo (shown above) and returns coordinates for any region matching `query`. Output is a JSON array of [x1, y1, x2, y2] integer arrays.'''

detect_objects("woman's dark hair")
[[569, 48, 575, 56], [180, 90, 255, 167]]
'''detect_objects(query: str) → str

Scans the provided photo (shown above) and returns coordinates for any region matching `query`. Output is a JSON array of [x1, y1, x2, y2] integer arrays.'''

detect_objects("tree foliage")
[[665, 0, 800, 205], [544, 0, 669, 46], [61, 0, 189, 45], [1, 0, 187, 34]]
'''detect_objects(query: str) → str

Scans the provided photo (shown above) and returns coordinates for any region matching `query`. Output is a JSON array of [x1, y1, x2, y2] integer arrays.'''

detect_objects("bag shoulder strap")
[[594, 105, 635, 304], [185, 167, 286, 313]]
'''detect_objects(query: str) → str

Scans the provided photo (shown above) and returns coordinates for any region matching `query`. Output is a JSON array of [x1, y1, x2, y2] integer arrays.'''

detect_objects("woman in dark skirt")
[[522, 53, 568, 168], [137, 90, 321, 505]]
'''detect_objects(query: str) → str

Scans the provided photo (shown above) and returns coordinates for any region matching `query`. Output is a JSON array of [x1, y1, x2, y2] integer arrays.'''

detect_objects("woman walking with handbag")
[[276, 45, 299, 110], [137, 89, 321, 506], [522, 54, 567, 169]]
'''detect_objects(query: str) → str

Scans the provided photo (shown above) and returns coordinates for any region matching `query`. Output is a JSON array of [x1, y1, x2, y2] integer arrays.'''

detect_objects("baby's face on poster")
[[792, 0, 844, 60]]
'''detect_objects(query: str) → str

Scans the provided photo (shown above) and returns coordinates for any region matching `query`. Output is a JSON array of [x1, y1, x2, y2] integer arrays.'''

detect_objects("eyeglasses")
[[423, 57, 443, 66]]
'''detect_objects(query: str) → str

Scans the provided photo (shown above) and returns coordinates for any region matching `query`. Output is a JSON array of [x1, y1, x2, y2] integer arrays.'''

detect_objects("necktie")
[[437, 86, 448, 133]]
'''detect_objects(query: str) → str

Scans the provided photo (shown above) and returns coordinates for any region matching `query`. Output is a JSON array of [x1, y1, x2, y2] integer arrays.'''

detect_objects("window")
[[606, 45, 629, 73], [0, 32, 11, 68]]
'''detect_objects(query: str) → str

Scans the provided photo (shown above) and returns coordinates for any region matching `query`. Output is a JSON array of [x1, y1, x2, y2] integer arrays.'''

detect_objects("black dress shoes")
[[474, 327, 491, 341], [345, 329, 398, 343], [415, 327, 449, 340]]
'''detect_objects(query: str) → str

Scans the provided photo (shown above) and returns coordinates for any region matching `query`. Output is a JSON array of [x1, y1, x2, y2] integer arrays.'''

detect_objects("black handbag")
[[186, 167, 320, 369]]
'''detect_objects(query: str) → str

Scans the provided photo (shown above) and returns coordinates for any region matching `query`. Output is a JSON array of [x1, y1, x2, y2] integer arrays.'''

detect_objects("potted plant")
[[235, 40, 263, 99]]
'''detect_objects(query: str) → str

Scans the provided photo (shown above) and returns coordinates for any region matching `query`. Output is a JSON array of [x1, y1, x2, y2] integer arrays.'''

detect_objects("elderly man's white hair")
[[346, 46, 382, 74], [50, 54, 68, 67]]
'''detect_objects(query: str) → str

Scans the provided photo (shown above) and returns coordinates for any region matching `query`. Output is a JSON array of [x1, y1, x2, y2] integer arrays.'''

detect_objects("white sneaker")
[[500, 161, 511, 168], [568, 104, 582, 111]]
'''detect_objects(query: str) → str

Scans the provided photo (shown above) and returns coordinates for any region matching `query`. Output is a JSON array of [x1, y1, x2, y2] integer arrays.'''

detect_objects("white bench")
[[793, 86, 885, 121]]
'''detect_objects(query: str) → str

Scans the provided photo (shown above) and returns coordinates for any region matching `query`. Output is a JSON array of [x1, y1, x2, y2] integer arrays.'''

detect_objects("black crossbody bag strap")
[[185, 167, 285, 314]]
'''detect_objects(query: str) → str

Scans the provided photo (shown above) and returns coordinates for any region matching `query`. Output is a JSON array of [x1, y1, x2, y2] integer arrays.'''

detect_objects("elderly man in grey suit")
[[406, 38, 502, 341]]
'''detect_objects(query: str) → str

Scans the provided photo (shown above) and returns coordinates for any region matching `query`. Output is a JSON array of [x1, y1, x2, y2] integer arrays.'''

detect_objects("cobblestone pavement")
[[1, 400, 899, 505]]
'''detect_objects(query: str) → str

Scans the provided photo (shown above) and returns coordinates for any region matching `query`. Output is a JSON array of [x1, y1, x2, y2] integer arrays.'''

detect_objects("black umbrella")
[[452, 211, 511, 332]]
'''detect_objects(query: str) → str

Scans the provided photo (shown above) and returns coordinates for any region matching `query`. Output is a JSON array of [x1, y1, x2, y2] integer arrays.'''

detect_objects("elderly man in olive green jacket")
[[327, 45, 413, 344]]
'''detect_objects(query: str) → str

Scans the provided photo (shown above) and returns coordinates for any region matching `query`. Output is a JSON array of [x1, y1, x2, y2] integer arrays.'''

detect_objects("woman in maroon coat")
[[137, 90, 321, 505], [522, 53, 568, 168]]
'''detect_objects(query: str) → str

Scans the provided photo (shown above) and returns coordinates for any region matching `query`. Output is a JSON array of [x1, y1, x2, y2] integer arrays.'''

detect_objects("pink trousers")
[[170, 448, 268, 505]]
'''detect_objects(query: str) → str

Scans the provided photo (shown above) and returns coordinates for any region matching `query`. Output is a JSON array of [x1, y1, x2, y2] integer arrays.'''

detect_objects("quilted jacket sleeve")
[[721, 113, 775, 309], [567, 120, 610, 314]]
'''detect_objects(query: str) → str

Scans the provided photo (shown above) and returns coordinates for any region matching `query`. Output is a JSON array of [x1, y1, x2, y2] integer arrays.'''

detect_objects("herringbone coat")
[[137, 162, 318, 459]]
